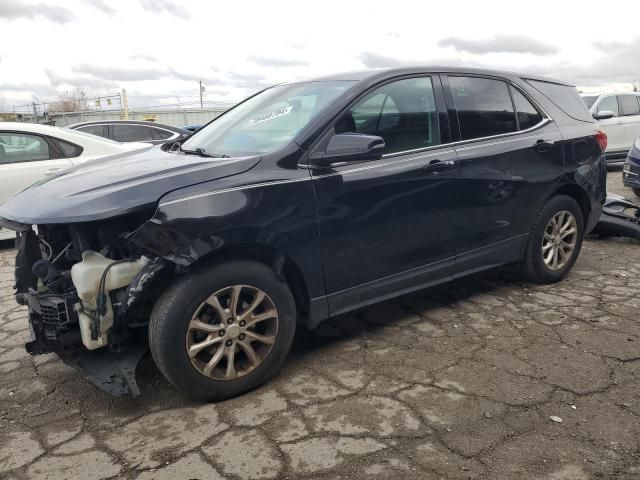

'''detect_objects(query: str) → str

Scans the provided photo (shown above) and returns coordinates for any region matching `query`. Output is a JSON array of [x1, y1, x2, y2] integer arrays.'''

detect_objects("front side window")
[[510, 87, 543, 130], [336, 77, 440, 154], [449, 76, 517, 140], [596, 96, 619, 116], [0, 133, 50, 164], [152, 128, 175, 140], [112, 124, 154, 142], [182, 81, 355, 156], [618, 95, 640, 116]]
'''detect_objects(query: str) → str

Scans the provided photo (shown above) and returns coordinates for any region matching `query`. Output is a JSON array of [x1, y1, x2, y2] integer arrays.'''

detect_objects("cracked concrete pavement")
[[0, 169, 638, 479]]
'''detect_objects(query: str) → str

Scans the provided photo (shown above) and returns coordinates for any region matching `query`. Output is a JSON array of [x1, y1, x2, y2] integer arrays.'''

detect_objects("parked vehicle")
[[580, 92, 640, 164], [181, 124, 203, 132], [0, 67, 607, 400], [622, 135, 640, 196], [67, 120, 191, 145], [0, 122, 150, 240]]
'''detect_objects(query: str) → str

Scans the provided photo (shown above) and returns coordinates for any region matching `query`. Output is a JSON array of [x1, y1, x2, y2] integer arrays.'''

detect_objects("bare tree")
[[633, 82, 640, 93], [48, 88, 90, 113]]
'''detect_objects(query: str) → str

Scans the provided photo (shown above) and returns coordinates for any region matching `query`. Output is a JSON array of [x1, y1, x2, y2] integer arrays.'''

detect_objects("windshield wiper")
[[180, 146, 230, 158]]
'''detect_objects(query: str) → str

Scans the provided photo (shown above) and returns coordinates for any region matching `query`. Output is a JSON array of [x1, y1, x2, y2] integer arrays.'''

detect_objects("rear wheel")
[[149, 260, 296, 401], [521, 195, 584, 284]]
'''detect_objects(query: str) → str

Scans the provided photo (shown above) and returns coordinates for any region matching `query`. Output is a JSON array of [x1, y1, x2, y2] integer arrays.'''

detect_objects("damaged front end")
[[591, 194, 640, 239], [5, 211, 172, 397]]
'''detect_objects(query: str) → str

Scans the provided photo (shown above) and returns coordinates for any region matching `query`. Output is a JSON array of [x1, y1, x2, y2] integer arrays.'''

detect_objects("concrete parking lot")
[[0, 170, 638, 480]]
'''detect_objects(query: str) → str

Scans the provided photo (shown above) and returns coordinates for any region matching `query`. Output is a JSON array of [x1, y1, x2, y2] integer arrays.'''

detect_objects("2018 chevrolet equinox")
[[0, 67, 607, 400]]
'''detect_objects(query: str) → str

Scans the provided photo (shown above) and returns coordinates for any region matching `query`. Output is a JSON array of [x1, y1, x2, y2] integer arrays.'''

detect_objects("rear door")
[[311, 75, 459, 313], [594, 95, 625, 152], [618, 94, 640, 150], [0, 131, 72, 204], [443, 75, 565, 274]]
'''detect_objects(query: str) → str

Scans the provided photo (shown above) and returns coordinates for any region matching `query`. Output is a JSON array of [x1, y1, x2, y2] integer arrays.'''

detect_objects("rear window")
[[525, 79, 594, 123]]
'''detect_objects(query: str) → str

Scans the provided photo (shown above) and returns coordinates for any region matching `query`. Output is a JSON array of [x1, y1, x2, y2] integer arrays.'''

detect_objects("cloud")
[[226, 71, 271, 89], [72, 64, 167, 81], [358, 52, 406, 68], [439, 35, 559, 55], [247, 55, 308, 67], [83, 0, 116, 15], [45, 69, 118, 89], [140, 0, 190, 19], [130, 53, 158, 62], [0, 0, 74, 23]]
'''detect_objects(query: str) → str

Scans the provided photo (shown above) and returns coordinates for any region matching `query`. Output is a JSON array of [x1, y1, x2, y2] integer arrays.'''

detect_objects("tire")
[[521, 195, 584, 284], [633, 188, 640, 198], [149, 260, 296, 401]]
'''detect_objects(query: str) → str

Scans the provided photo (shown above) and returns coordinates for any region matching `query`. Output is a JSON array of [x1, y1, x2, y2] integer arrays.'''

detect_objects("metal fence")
[[48, 106, 230, 128]]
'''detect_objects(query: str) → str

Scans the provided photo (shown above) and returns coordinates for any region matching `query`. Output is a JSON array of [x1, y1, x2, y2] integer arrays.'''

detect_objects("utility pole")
[[32, 102, 37, 123], [121, 89, 129, 120], [199, 81, 205, 108]]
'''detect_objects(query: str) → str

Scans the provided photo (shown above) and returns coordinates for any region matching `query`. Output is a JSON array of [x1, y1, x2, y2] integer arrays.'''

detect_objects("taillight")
[[595, 129, 608, 153]]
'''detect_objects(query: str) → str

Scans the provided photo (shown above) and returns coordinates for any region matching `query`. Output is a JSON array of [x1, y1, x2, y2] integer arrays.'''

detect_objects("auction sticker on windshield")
[[246, 105, 293, 127]]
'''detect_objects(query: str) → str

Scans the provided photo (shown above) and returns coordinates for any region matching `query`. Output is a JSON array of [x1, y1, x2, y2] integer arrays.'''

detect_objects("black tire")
[[521, 195, 584, 284], [149, 260, 296, 401], [633, 188, 640, 198]]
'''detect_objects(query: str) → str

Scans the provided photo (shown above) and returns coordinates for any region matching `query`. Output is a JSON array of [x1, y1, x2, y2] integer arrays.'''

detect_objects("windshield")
[[581, 95, 599, 109], [181, 81, 355, 157]]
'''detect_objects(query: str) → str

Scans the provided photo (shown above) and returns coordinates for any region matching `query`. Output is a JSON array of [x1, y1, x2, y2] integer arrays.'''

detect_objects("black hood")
[[0, 146, 261, 224]]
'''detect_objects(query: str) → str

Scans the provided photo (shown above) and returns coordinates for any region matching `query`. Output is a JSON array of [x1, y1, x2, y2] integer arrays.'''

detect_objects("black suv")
[[0, 67, 607, 400]]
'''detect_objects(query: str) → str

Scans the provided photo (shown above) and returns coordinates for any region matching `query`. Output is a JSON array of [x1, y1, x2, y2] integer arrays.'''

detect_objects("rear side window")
[[55, 139, 83, 158], [525, 79, 593, 123], [597, 96, 619, 116], [0, 133, 51, 164], [619, 95, 640, 116], [77, 125, 107, 138], [449, 76, 517, 140], [510, 87, 543, 130], [112, 124, 154, 142]]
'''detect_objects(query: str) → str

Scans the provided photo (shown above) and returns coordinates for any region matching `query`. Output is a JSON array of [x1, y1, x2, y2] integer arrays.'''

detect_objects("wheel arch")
[[191, 242, 312, 325], [548, 183, 590, 224]]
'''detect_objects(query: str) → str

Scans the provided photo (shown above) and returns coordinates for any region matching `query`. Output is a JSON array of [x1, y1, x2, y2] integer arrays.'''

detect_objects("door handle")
[[423, 159, 455, 173], [533, 139, 554, 153], [44, 167, 63, 175]]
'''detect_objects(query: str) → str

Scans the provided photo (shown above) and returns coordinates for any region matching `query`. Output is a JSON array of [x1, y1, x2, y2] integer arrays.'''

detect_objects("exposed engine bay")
[[11, 209, 171, 396]]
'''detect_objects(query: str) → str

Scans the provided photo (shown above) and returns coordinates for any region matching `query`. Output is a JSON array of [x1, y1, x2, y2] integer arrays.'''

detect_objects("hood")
[[0, 146, 261, 224]]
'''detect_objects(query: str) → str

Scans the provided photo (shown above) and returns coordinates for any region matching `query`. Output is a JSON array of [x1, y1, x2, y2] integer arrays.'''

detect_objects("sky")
[[1, 0, 639, 112]]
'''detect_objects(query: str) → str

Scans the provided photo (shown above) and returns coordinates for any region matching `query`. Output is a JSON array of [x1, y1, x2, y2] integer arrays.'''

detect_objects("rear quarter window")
[[525, 80, 594, 123]]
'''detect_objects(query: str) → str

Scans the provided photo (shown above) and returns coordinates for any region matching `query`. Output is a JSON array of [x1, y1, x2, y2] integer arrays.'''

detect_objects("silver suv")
[[581, 92, 640, 164]]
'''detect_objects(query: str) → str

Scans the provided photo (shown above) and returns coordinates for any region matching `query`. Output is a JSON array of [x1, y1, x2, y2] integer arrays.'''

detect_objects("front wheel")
[[521, 195, 584, 284], [149, 260, 296, 401]]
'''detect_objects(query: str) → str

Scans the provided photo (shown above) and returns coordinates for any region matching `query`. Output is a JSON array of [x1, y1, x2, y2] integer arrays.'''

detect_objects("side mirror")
[[309, 133, 385, 168], [594, 110, 614, 120]]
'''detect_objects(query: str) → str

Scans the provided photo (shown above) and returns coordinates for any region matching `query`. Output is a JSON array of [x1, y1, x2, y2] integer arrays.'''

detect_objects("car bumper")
[[622, 151, 640, 189]]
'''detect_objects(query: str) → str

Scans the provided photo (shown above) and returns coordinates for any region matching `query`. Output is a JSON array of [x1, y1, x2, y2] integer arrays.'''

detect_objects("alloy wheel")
[[541, 210, 577, 271], [186, 285, 278, 380]]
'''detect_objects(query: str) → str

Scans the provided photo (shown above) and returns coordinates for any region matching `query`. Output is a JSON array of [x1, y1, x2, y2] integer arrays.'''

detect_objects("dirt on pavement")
[[0, 167, 638, 479]]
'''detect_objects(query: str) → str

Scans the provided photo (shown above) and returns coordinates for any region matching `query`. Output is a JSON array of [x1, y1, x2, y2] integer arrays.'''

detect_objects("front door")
[[310, 75, 459, 314], [618, 94, 640, 150]]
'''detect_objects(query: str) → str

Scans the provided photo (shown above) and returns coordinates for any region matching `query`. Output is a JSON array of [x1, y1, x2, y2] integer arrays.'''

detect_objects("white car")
[[581, 92, 640, 164], [0, 122, 150, 240]]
